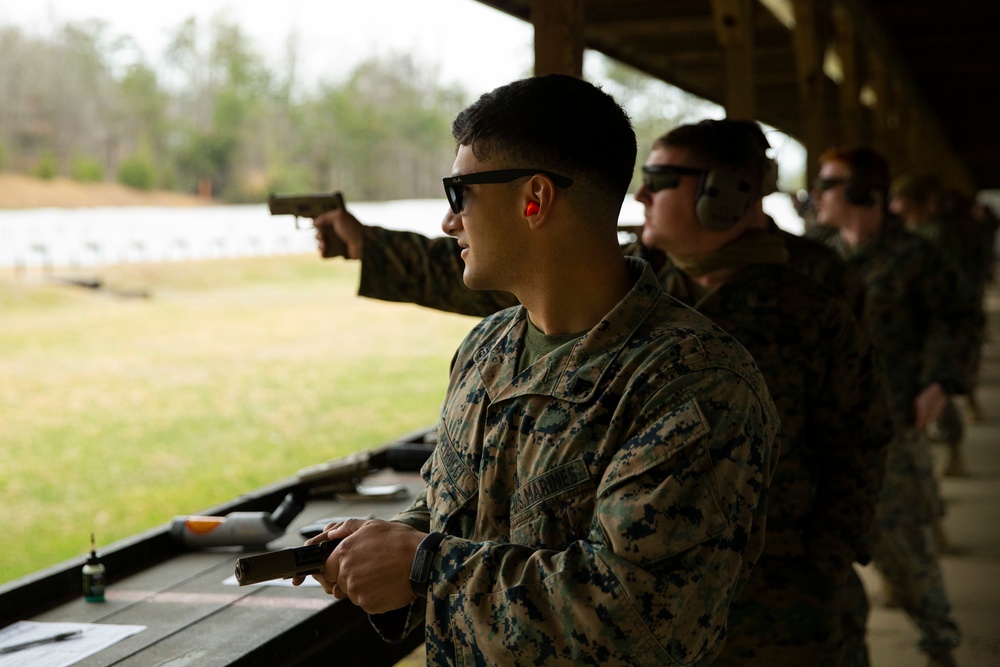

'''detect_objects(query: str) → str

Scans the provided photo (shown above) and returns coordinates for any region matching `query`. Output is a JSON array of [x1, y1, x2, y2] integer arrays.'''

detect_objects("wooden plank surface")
[[10, 470, 426, 666]]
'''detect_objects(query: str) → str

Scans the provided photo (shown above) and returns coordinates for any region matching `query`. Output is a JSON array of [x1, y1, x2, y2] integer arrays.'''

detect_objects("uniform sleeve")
[[808, 304, 892, 574], [373, 367, 779, 666], [365, 486, 434, 644], [916, 244, 978, 394], [357, 226, 518, 316]]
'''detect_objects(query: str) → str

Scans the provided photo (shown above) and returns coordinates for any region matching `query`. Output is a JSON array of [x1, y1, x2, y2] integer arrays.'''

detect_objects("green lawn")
[[0, 255, 479, 584]]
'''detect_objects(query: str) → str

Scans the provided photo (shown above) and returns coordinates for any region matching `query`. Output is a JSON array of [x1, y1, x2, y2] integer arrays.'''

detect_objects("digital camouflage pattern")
[[372, 259, 780, 665], [905, 216, 974, 298], [358, 227, 517, 317], [356, 225, 891, 664], [620, 221, 868, 321], [823, 218, 967, 654], [655, 260, 891, 666], [869, 428, 961, 653], [906, 215, 977, 446], [358, 226, 886, 570], [656, 261, 888, 573], [768, 221, 867, 320], [823, 216, 977, 422], [357, 222, 867, 321], [945, 204, 997, 410]]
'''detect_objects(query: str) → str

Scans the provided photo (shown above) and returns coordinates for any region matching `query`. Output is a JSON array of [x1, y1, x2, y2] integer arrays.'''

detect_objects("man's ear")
[[523, 174, 556, 230]]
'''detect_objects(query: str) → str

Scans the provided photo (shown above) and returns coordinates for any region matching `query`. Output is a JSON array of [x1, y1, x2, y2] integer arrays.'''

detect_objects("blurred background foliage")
[[0, 16, 720, 203]]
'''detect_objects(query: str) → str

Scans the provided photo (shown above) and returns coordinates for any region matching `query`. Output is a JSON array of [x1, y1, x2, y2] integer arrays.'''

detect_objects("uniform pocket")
[[425, 428, 481, 531], [596, 397, 729, 566]]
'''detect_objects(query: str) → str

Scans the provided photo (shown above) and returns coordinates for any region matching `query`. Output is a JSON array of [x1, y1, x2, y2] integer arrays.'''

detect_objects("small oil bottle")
[[82, 532, 106, 603]]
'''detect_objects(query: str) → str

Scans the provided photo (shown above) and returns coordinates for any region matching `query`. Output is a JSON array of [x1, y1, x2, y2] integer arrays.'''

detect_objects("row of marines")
[[298, 75, 990, 666]]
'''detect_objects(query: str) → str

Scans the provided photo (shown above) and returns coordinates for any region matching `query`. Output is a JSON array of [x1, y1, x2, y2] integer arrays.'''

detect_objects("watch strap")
[[409, 532, 446, 598]]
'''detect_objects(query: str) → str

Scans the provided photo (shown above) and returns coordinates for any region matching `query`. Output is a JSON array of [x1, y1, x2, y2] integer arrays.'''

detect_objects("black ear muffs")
[[695, 167, 754, 231]]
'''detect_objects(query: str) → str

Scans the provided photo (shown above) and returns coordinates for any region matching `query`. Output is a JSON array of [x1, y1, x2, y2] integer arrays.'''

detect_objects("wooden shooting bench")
[[0, 429, 435, 666]]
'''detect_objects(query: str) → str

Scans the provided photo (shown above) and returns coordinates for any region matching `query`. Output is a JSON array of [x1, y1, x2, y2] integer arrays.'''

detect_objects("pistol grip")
[[318, 225, 348, 259]]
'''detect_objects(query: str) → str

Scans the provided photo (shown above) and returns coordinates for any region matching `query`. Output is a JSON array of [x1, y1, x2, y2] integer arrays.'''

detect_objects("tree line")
[[0, 16, 716, 203]]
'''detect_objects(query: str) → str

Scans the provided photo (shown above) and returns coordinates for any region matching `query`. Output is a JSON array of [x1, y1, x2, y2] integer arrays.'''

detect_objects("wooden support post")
[[832, 4, 865, 147], [530, 0, 585, 77], [710, 0, 756, 119], [886, 77, 921, 175], [885, 78, 906, 172], [866, 49, 890, 159], [791, 0, 831, 183], [898, 94, 923, 175]]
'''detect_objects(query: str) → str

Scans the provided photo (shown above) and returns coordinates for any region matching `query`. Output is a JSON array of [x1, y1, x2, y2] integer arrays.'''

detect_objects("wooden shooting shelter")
[[479, 0, 1000, 195], [2, 2, 999, 665]]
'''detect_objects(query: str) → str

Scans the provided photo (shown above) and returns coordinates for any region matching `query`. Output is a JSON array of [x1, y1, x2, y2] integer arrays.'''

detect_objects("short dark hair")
[[819, 147, 890, 207], [654, 119, 775, 198], [451, 74, 636, 217]]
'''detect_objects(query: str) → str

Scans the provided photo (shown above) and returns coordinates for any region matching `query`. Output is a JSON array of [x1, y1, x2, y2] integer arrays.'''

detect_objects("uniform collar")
[[473, 257, 663, 403]]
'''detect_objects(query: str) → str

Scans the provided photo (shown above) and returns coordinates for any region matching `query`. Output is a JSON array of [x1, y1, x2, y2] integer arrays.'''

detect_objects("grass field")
[[0, 255, 479, 584]]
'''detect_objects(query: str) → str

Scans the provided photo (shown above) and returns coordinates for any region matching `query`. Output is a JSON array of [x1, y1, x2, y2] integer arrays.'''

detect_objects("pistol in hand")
[[234, 539, 341, 586], [267, 191, 347, 258]]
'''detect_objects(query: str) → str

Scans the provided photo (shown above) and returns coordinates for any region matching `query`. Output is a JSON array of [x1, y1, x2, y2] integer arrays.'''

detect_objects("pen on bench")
[[0, 629, 83, 655]]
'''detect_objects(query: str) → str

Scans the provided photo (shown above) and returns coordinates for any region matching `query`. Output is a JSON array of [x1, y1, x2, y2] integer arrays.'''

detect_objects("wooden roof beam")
[[585, 16, 715, 38]]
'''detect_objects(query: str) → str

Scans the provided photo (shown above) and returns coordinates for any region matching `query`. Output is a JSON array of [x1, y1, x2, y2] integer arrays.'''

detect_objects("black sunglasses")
[[442, 169, 573, 214], [813, 177, 848, 192], [641, 165, 705, 192]]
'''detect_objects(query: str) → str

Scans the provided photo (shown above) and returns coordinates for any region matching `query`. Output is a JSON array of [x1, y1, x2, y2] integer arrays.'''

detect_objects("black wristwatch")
[[409, 532, 446, 598]]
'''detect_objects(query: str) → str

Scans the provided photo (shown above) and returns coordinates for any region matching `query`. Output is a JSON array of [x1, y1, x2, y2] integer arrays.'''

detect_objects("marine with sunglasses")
[[313, 117, 890, 665], [315, 165, 865, 324], [811, 148, 975, 667], [301, 76, 780, 666], [632, 122, 893, 667]]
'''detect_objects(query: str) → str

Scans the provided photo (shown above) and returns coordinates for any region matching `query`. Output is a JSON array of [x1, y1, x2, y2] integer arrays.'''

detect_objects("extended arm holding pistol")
[[268, 191, 347, 258]]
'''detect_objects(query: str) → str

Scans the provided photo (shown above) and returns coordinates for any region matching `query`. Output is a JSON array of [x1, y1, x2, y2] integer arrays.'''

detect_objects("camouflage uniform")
[[906, 215, 976, 448], [763, 222, 876, 666], [949, 204, 999, 421], [358, 228, 517, 316], [824, 217, 973, 655], [371, 258, 780, 666], [620, 220, 867, 313], [653, 260, 890, 666], [824, 218, 974, 440], [357, 226, 890, 665], [356, 223, 867, 319], [358, 225, 865, 318], [769, 221, 867, 320]]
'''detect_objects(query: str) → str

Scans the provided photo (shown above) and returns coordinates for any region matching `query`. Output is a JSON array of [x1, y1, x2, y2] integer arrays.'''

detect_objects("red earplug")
[[525, 202, 540, 217]]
